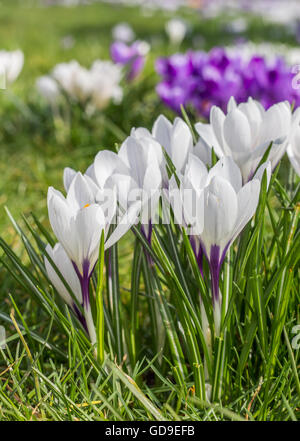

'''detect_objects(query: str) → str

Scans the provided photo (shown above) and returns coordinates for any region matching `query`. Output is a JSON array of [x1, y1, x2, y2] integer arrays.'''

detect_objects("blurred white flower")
[[112, 22, 135, 42], [52, 60, 91, 101], [165, 18, 187, 45], [0, 49, 24, 85], [226, 17, 248, 34], [90, 60, 123, 109], [61, 35, 75, 50], [36, 75, 60, 103], [226, 41, 300, 66], [47, 59, 123, 110]]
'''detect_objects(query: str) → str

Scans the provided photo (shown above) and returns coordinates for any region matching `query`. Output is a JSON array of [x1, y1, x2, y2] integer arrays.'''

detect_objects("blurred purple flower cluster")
[[156, 47, 300, 119], [111, 40, 149, 81]]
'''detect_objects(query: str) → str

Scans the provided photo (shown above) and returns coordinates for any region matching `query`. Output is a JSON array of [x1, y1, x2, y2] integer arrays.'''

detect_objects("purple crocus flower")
[[111, 40, 149, 81], [156, 47, 300, 119]]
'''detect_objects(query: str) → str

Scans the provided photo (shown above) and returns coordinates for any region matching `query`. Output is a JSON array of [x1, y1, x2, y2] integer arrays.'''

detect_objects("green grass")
[[0, 0, 299, 421]]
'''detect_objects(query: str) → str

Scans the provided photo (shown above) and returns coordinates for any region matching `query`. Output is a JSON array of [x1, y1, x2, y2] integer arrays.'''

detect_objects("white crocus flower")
[[170, 155, 263, 334], [63, 150, 124, 193], [287, 123, 300, 176], [47, 172, 140, 343], [109, 135, 162, 240], [195, 97, 300, 183], [112, 22, 135, 43], [36, 75, 60, 103], [0, 49, 24, 85], [50, 59, 123, 110], [52, 60, 91, 102], [165, 18, 187, 45], [48, 172, 140, 279], [132, 115, 211, 186]]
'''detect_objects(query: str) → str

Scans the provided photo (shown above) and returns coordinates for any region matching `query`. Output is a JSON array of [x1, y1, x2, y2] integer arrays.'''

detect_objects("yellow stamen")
[[83, 203, 90, 208]]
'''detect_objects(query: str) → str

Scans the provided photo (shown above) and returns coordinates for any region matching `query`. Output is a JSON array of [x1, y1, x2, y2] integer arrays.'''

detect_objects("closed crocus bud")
[[36, 75, 60, 103], [165, 18, 187, 45], [0, 49, 24, 85], [287, 122, 300, 176], [195, 96, 300, 183]]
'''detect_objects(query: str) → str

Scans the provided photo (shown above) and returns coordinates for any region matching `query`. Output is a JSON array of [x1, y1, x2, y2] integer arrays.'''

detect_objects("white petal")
[[152, 114, 172, 155], [207, 156, 242, 193], [170, 118, 193, 173], [105, 200, 141, 249], [94, 149, 124, 189], [238, 99, 263, 145], [184, 153, 208, 190], [210, 106, 227, 154], [182, 187, 204, 235], [143, 162, 162, 193], [232, 179, 261, 242], [63, 167, 76, 192], [227, 96, 237, 112], [259, 102, 291, 146], [194, 122, 223, 158], [66, 172, 95, 210], [193, 139, 212, 166], [44, 243, 82, 306], [202, 176, 238, 256], [47, 187, 73, 257], [118, 136, 148, 187], [72, 204, 105, 273], [109, 173, 137, 210], [223, 108, 252, 154], [253, 161, 271, 188]]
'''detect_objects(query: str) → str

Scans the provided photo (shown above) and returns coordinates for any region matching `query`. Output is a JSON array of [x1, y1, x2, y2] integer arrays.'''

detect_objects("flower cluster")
[[36, 59, 123, 110], [44, 96, 300, 344], [156, 47, 300, 119]]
